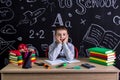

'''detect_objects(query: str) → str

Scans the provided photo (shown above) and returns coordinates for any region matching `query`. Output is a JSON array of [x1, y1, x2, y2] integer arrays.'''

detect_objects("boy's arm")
[[48, 42, 62, 61], [63, 43, 75, 61]]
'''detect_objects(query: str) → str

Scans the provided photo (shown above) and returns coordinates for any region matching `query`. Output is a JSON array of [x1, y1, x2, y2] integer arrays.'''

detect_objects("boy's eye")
[[63, 34, 66, 36]]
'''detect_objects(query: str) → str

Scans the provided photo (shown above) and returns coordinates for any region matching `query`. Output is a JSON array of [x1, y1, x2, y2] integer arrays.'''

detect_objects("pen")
[[56, 63, 67, 68]]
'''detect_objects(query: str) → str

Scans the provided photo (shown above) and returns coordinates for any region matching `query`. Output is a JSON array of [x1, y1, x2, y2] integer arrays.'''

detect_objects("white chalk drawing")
[[41, 44, 49, 51], [58, 0, 73, 8], [18, 8, 46, 26], [75, 0, 86, 15], [29, 29, 45, 39], [68, 13, 72, 17], [107, 12, 112, 15], [76, 0, 119, 15], [0, 7, 14, 23], [0, 24, 16, 34], [57, 0, 119, 15], [95, 15, 101, 20], [0, 0, 12, 7], [41, 0, 55, 12], [52, 13, 64, 27], [0, 37, 16, 55], [27, 0, 36, 3], [52, 13, 72, 28], [27, 44, 39, 57], [80, 19, 86, 25], [82, 24, 120, 50], [113, 15, 120, 25], [65, 20, 72, 28], [17, 37, 23, 41]]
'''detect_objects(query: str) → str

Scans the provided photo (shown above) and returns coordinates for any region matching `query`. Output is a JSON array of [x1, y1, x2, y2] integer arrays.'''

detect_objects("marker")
[[56, 63, 67, 68], [67, 66, 81, 69]]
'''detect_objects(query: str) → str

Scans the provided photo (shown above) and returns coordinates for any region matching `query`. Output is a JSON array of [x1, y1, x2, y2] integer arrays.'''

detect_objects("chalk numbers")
[[29, 29, 45, 39]]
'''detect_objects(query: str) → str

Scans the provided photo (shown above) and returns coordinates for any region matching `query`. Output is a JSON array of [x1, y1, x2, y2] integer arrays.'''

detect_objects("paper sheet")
[[45, 58, 80, 65]]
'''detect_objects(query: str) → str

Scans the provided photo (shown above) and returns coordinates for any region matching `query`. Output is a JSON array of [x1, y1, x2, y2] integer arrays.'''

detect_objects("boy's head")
[[55, 26, 69, 42]]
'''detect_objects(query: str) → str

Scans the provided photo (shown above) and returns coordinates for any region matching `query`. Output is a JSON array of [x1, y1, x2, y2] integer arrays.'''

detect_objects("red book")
[[90, 52, 116, 60]]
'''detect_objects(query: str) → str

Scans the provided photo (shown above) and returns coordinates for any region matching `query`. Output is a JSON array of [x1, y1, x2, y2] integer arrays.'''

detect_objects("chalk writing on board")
[[17, 8, 46, 26], [17, 37, 23, 41], [0, 24, 16, 34], [0, 0, 12, 7], [82, 24, 120, 50], [0, 7, 14, 23], [41, 0, 55, 12], [27, 0, 36, 3], [58, 0, 119, 15], [113, 15, 120, 25], [52, 13, 72, 28], [0, 37, 15, 55], [41, 44, 49, 51], [80, 19, 86, 25], [27, 44, 39, 56], [107, 12, 112, 15], [95, 15, 101, 20], [75, 0, 119, 15], [29, 29, 45, 39]]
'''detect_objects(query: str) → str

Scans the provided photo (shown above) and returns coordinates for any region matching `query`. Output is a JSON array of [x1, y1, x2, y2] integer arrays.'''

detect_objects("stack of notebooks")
[[88, 47, 116, 66], [9, 50, 23, 66], [9, 50, 36, 66]]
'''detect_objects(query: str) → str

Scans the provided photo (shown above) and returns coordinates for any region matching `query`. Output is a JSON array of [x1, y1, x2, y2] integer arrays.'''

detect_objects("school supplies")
[[34, 62, 51, 69], [81, 63, 95, 69], [88, 47, 116, 66], [55, 63, 67, 68], [67, 66, 81, 69]]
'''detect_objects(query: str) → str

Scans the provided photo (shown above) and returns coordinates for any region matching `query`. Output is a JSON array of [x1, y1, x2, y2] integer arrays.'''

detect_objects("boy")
[[48, 26, 75, 61]]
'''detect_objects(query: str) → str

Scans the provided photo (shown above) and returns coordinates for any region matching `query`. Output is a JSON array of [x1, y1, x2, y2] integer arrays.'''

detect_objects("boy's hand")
[[63, 35, 68, 43], [56, 37, 62, 44]]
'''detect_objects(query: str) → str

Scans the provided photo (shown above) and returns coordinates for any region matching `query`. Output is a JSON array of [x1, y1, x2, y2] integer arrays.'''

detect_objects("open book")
[[83, 24, 120, 50], [45, 58, 80, 65]]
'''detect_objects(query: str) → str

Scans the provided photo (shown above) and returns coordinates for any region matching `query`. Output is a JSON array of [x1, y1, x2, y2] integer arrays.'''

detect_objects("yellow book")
[[89, 57, 115, 63]]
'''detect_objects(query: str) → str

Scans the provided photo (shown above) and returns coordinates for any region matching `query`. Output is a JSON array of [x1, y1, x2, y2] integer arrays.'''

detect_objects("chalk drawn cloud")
[[0, 24, 16, 34], [113, 16, 120, 25], [0, 7, 14, 22]]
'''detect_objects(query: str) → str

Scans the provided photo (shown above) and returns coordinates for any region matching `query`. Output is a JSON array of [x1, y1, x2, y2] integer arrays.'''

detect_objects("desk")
[[1, 58, 119, 80]]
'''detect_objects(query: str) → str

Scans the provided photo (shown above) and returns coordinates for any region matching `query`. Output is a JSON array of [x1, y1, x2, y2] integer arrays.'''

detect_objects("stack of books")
[[88, 47, 116, 66], [9, 50, 23, 66]]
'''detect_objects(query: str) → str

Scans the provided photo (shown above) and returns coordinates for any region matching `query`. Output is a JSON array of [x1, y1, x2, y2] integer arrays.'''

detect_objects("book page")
[[83, 24, 105, 45], [99, 31, 120, 50], [44, 58, 80, 65]]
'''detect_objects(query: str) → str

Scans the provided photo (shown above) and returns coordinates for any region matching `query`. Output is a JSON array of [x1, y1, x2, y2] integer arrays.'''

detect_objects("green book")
[[88, 47, 114, 54]]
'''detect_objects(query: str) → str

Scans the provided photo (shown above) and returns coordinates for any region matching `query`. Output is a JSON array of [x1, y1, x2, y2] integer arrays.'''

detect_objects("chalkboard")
[[1, 0, 120, 70]]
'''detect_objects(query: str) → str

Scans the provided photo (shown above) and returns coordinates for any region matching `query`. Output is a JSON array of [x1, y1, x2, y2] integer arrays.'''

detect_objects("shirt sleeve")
[[62, 43, 75, 61], [48, 42, 62, 61]]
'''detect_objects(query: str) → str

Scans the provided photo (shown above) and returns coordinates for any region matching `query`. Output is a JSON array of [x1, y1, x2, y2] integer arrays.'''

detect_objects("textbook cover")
[[90, 52, 116, 60], [88, 47, 114, 54]]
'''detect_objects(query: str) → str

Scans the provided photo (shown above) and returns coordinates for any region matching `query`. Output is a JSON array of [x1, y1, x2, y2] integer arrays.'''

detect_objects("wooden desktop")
[[0, 58, 119, 80]]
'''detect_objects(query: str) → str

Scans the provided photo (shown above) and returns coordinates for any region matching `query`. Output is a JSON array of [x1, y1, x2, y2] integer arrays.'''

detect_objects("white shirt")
[[48, 42, 75, 61]]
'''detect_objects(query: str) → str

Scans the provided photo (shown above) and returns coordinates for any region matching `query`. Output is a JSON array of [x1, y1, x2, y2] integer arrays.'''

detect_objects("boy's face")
[[55, 29, 68, 42]]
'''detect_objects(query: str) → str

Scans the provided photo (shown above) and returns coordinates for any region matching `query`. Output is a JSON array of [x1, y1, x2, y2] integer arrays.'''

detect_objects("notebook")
[[45, 58, 80, 65]]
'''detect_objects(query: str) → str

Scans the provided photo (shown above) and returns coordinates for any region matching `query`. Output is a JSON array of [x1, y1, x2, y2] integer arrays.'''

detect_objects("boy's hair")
[[55, 26, 68, 35]]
